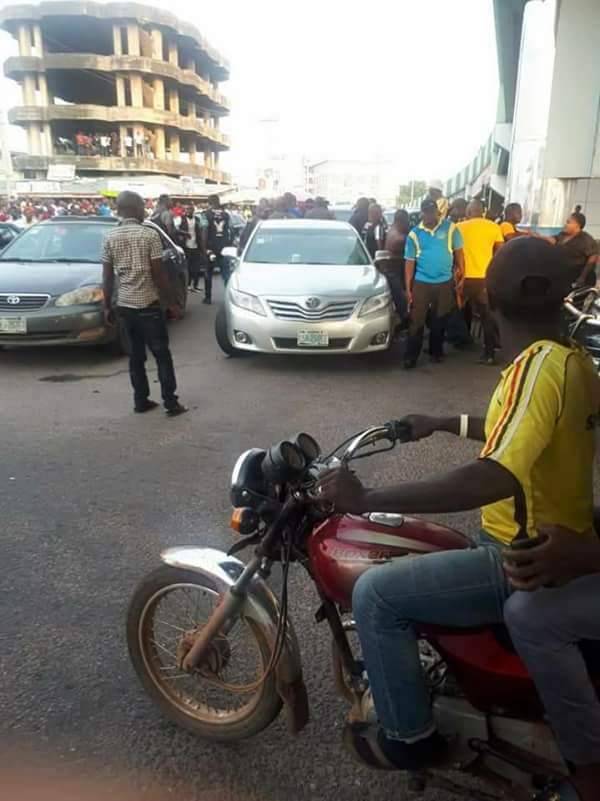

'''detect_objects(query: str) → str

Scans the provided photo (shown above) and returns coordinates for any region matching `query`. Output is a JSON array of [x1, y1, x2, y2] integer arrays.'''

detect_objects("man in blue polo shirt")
[[403, 198, 464, 368]]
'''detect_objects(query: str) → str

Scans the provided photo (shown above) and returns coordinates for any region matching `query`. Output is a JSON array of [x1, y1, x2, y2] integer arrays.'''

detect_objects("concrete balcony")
[[0, 1, 229, 79], [9, 105, 230, 149], [12, 152, 230, 183], [4, 54, 230, 113]]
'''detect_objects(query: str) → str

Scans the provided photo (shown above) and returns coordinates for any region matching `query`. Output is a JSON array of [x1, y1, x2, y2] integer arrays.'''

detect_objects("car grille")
[[0, 293, 49, 311], [267, 299, 356, 322], [272, 337, 352, 350]]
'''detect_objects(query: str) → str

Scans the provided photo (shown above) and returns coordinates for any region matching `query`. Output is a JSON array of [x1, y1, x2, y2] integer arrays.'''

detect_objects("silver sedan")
[[215, 219, 393, 356]]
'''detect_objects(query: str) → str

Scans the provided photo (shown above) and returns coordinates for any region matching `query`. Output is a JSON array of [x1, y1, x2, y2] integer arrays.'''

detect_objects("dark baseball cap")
[[421, 198, 438, 213], [486, 237, 571, 311]]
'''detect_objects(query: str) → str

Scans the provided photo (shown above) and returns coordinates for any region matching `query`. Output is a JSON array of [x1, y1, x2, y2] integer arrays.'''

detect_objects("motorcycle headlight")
[[359, 292, 391, 317], [230, 288, 266, 317], [55, 286, 104, 307]]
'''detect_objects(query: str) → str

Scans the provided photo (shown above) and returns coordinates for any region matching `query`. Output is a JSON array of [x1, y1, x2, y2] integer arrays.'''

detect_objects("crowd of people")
[[56, 129, 157, 159], [356, 184, 599, 370]]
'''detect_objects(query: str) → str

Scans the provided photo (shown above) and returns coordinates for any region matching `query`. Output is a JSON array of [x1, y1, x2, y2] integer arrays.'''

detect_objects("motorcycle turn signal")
[[230, 507, 259, 535]]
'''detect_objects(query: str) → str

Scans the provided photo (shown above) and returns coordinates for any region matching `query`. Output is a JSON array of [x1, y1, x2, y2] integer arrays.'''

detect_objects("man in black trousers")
[[102, 191, 187, 416]]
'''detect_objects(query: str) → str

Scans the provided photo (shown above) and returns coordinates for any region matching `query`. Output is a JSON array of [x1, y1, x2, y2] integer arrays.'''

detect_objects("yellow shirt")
[[500, 221, 516, 240], [457, 218, 504, 279], [480, 340, 600, 545]]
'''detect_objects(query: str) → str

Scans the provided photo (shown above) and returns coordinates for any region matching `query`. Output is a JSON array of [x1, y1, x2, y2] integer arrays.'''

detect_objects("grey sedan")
[[0, 217, 188, 350]]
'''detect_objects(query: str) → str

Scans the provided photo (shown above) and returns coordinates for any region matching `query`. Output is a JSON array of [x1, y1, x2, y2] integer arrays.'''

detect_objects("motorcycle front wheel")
[[126, 565, 282, 741]]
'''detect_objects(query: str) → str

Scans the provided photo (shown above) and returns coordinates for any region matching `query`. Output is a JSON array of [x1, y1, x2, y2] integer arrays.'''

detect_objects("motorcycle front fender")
[[161, 546, 309, 734]]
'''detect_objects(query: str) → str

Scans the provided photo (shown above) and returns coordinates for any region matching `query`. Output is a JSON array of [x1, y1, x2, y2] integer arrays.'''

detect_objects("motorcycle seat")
[[493, 624, 600, 674]]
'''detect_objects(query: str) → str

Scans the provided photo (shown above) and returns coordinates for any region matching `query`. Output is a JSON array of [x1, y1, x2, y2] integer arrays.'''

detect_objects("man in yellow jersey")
[[458, 199, 504, 365], [318, 238, 600, 794]]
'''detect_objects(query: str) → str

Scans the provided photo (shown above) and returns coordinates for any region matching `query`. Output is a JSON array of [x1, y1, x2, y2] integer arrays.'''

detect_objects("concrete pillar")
[[33, 23, 43, 56], [39, 74, 49, 106], [168, 39, 178, 66], [112, 24, 122, 55], [22, 75, 36, 105], [152, 78, 164, 110], [212, 115, 219, 129], [168, 88, 179, 115], [127, 24, 140, 56], [169, 132, 180, 160], [130, 75, 143, 107], [154, 126, 166, 159], [116, 75, 126, 106], [40, 123, 51, 156], [204, 147, 213, 169], [189, 139, 197, 164], [119, 124, 128, 156], [17, 24, 31, 56], [27, 125, 41, 155], [151, 28, 162, 60], [214, 150, 220, 167]]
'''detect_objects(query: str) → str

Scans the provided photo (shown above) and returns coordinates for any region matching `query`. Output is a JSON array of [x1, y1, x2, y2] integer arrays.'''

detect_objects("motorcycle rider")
[[318, 236, 600, 796]]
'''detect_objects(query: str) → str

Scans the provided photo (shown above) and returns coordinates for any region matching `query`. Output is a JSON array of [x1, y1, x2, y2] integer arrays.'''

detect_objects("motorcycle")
[[564, 286, 600, 370], [127, 426, 594, 801]]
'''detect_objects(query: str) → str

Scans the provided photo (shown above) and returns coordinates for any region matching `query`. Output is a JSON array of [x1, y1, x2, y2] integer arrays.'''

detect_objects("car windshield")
[[0, 222, 114, 263], [245, 227, 370, 265]]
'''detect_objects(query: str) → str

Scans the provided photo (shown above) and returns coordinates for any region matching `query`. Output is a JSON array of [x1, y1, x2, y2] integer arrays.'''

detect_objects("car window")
[[0, 223, 115, 262], [245, 227, 370, 266]]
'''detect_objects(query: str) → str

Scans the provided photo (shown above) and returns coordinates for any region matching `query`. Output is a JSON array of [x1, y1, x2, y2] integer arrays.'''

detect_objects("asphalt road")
[[1, 288, 509, 800]]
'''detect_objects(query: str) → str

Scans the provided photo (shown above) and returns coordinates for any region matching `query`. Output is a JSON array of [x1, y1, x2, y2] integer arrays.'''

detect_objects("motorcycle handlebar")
[[340, 421, 412, 465]]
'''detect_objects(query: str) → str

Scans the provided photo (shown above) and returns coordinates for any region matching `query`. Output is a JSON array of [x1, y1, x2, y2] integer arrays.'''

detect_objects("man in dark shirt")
[[349, 197, 370, 234], [361, 203, 388, 259], [383, 209, 410, 322], [202, 194, 233, 285], [553, 211, 598, 287]]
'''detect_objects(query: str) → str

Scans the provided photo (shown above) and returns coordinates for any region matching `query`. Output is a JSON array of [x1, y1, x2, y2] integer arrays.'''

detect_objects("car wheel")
[[215, 304, 241, 357]]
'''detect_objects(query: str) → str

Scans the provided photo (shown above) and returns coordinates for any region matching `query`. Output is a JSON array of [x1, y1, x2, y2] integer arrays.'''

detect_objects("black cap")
[[486, 237, 571, 311], [421, 198, 437, 213]]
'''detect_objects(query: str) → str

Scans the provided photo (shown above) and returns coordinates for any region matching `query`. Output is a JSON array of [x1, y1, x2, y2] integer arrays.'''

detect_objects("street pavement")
[[0, 287, 539, 800]]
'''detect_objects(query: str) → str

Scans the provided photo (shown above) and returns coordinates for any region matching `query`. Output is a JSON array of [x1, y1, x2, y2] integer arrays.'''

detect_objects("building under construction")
[[0, 1, 230, 185]]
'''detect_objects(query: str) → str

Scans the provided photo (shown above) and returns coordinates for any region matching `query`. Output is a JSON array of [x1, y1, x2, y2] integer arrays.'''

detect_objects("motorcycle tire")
[[126, 564, 282, 741]]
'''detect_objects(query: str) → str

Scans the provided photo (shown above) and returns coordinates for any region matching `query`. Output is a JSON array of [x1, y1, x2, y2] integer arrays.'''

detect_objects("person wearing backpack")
[[202, 195, 233, 286]]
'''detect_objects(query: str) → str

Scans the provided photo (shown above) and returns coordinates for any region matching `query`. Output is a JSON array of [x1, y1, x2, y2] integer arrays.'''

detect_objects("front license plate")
[[0, 316, 26, 334], [297, 329, 329, 347]]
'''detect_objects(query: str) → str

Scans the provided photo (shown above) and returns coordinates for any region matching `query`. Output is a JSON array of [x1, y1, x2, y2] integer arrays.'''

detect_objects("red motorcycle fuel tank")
[[307, 513, 470, 609]]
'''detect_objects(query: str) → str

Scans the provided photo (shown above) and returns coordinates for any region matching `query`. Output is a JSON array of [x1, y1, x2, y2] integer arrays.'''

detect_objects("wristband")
[[459, 414, 469, 439]]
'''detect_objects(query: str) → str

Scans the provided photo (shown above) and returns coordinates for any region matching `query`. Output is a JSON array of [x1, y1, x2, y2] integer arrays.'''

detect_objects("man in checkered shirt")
[[102, 191, 187, 416]]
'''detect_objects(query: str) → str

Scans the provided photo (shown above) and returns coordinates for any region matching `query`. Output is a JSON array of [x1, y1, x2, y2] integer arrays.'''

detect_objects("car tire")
[[215, 304, 241, 357]]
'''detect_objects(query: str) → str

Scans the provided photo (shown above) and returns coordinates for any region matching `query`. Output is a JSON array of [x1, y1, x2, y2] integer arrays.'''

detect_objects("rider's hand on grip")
[[385, 420, 413, 443], [392, 415, 440, 442]]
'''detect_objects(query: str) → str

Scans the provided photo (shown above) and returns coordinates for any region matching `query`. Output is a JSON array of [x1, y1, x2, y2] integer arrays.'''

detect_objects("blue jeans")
[[505, 577, 600, 765], [352, 532, 510, 740]]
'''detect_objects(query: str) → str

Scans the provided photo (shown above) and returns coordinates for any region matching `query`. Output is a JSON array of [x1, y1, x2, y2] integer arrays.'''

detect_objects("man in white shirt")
[[134, 130, 144, 157], [125, 134, 134, 157]]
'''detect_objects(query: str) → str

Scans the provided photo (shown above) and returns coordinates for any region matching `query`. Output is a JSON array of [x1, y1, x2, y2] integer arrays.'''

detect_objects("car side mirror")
[[221, 246, 238, 260]]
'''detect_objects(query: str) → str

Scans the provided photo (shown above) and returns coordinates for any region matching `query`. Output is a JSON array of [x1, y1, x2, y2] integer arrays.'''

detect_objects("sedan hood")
[[233, 262, 386, 298], [0, 261, 102, 296]]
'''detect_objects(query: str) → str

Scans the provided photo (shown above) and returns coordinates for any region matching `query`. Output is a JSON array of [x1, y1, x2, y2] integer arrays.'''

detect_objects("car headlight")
[[230, 288, 266, 317], [359, 292, 391, 317], [55, 286, 104, 307]]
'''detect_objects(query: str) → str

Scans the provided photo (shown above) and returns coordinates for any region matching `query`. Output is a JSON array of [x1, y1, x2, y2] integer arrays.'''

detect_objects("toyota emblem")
[[305, 297, 320, 309], [6, 295, 20, 305]]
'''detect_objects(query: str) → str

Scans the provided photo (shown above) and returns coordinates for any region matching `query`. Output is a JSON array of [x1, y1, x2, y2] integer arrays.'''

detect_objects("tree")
[[397, 180, 427, 208]]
